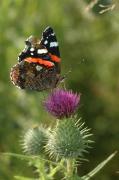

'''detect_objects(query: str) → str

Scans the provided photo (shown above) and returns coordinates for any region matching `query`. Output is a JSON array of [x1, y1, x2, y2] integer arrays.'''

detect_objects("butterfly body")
[[10, 27, 61, 91]]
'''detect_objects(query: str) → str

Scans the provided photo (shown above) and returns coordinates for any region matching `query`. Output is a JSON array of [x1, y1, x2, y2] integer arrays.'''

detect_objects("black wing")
[[41, 26, 60, 58]]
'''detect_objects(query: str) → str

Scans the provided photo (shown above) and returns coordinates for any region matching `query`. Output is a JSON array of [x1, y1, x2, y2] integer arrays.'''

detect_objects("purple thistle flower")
[[44, 89, 80, 119]]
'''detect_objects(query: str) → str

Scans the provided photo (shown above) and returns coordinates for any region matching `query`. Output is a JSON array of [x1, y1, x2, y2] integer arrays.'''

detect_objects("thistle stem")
[[66, 159, 74, 178], [35, 158, 47, 180], [48, 159, 64, 178]]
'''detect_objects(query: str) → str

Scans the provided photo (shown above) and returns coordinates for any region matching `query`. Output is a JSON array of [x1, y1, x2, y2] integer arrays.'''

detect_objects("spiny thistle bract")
[[46, 118, 93, 159], [44, 89, 80, 119], [22, 126, 49, 155]]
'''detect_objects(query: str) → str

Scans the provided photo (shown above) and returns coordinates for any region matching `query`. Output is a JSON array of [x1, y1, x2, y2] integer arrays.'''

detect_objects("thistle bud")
[[22, 126, 48, 155], [46, 118, 92, 159]]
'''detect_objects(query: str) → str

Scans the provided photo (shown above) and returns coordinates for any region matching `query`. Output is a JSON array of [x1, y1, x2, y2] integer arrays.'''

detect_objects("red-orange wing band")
[[49, 53, 61, 63], [24, 57, 54, 68]]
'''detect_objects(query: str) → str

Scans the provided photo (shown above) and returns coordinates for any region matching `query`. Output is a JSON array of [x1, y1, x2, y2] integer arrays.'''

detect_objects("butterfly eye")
[[25, 40, 31, 46]]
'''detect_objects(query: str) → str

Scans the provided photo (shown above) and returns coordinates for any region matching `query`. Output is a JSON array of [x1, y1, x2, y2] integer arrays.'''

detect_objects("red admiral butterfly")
[[10, 27, 62, 91]]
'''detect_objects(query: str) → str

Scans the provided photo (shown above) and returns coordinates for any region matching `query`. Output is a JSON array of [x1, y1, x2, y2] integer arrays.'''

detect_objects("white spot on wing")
[[31, 53, 34, 55], [50, 42, 58, 47], [51, 33, 55, 36], [44, 40, 48, 45], [36, 65, 42, 71], [30, 48, 35, 52], [37, 49, 48, 54]]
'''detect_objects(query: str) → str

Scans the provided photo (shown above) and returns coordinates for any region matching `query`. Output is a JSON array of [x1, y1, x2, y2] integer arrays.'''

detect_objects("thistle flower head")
[[44, 89, 80, 119]]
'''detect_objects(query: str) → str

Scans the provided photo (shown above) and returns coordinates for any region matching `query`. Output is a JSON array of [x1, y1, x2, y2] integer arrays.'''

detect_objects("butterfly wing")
[[41, 27, 61, 73], [41, 27, 60, 58]]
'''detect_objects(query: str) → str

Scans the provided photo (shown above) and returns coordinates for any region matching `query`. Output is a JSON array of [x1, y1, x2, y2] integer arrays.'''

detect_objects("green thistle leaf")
[[82, 151, 117, 180], [14, 175, 37, 180]]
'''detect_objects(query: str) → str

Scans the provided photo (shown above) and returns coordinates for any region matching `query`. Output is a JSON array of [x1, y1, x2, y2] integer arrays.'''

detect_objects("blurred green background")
[[0, 0, 119, 179]]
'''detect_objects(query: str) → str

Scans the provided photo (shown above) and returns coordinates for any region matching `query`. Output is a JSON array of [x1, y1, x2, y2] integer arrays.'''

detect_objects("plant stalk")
[[66, 159, 74, 178]]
